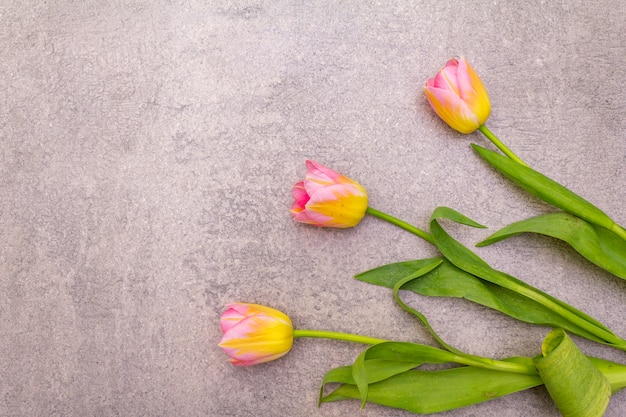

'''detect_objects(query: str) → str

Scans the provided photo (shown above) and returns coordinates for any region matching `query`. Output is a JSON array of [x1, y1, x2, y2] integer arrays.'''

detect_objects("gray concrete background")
[[1, 1, 625, 416]]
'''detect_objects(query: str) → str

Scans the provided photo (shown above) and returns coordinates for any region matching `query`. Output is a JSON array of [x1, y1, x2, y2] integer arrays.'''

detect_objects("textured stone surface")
[[1, 1, 625, 416]]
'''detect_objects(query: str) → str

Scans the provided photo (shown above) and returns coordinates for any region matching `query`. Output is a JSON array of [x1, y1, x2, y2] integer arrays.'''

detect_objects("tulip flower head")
[[424, 57, 491, 134], [291, 160, 368, 228], [219, 303, 293, 366]]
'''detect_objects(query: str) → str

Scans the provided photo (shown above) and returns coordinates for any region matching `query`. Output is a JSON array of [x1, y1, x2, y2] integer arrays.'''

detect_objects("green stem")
[[366, 207, 435, 244], [478, 125, 529, 166], [295, 329, 535, 375], [293, 329, 388, 345], [451, 352, 537, 375]]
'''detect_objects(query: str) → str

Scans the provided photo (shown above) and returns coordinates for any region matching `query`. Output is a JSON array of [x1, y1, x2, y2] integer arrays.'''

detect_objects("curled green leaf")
[[534, 329, 611, 417], [477, 211, 626, 280]]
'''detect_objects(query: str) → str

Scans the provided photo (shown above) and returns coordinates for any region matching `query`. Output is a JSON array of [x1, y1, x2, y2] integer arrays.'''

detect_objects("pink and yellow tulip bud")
[[290, 160, 368, 228], [424, 57, 491, 134], [219, 303, 294, 366]]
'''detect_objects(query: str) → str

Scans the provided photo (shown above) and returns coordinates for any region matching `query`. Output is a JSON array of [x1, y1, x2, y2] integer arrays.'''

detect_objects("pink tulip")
[[424, 57, 491, 134], [290, 160, 368, 228], [218, 303, 293, 366]]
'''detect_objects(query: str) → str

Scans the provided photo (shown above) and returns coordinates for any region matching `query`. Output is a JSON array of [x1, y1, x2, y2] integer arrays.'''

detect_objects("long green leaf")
[[471, 144, 624, 237], [321, 366, 543, 414], [320, 341, 478, 407], [352, 342, 462, 408], [534, 329, 612, 417], [356, 257, 609, 342], [318, 359, 420, 406], [477, 211, 626, 280], [321, 359, 422, 386], [429, 207, 626, 350]]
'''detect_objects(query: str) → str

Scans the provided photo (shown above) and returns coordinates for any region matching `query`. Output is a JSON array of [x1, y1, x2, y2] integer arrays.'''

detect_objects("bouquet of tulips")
[[218, 57, 626, 416]]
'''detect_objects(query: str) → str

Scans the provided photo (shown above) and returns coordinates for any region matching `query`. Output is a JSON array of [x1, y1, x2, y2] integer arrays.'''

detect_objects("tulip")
[[219, 303, 294, 366], [290, 160, 368, 228], [219, 303, 387, 367], [290, 160, 434, 242], [424, 57, 491, 134], [425, 59, 626, 250]]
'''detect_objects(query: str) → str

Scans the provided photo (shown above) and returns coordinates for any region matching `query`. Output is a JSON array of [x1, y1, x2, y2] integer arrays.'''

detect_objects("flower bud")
[[424, 57, 491, 134], [291, 160, 368, 228], [219, 303, 293, 366]]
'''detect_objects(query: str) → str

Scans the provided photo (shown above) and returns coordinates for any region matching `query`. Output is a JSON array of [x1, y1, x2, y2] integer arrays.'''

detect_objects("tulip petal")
[[219, 303, 256, 332], [460, 59, 491, 122], [304, 161, 346, 195], [305, 184, 368, 228], [306, 159, 342, 182], [424, 87, 481, 134], [290, 181, 309, 213], [437, 59, 461, 95], [306, 183, 366, 203], [220, 308, 246, 332], [454, 57, 475, 99], [292, 207, 334, 226]]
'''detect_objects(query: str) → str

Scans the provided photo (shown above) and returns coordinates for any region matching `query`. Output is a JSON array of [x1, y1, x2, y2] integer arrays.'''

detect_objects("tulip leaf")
[[357, 257, 613, 345], [428, 206, 626, 350], [534, 329, 612, 417], [352, 260, 445, 407], [424, 205, 486, 229], [331, 340, 539, 411], [321, 365, 543, 414], [318, 359, 420, 406], [321, 359, 422, 386], [319, 343, 456, 408], [471, 143, 626, 242], [355, 207, 626, 349], [320, 332, 624, 414], [477, 211, 626, 280], [356, 341, 463, 366]]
